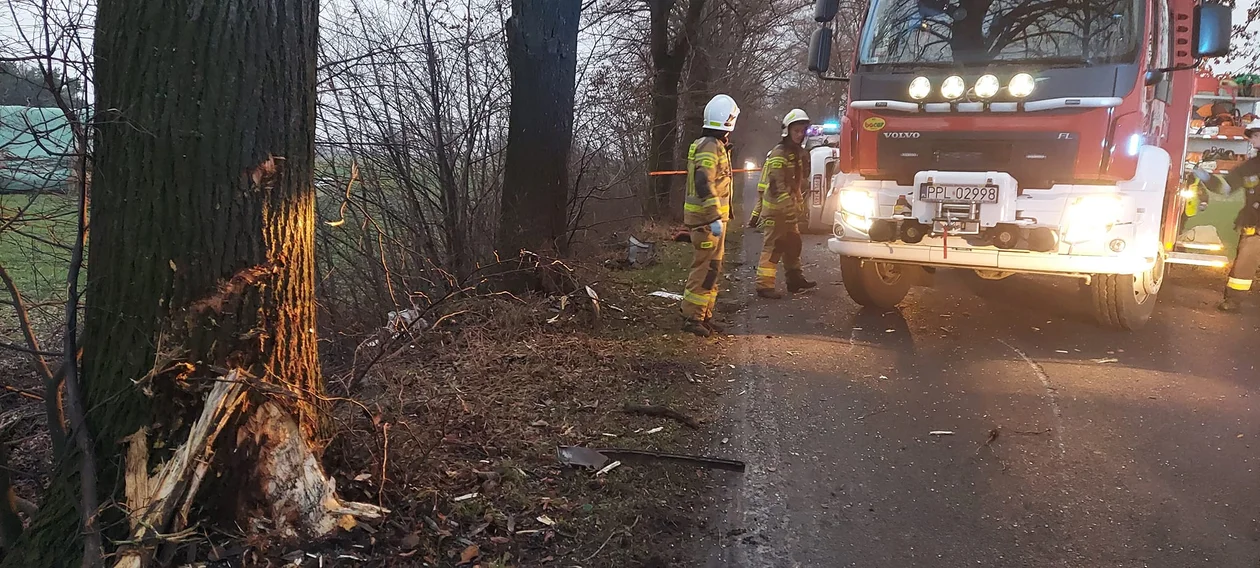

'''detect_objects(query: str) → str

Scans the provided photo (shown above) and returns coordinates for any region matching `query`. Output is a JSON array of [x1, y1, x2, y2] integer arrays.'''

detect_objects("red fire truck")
[[807, 0, 1232, 330]]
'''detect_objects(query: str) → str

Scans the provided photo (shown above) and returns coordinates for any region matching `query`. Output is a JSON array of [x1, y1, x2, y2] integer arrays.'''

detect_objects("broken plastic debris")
[[649, 291, 684, 301], [929, 431, 955, 436], [556, 446, 610, 470], [595, 460, 622, 476], [453, 492, 479, 502]]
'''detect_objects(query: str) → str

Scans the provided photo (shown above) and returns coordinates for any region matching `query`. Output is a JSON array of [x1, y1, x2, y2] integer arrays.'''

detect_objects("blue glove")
[[709, 220, 723, 237], [1192, 168, 1211, 183]]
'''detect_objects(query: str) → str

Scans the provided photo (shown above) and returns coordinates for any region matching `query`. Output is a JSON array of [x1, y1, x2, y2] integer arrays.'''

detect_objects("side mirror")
[[814, 0, 840, 22], [808, 27, 833, 73], [1145, 69, 1165, 86], [1192, 2, 1231, 58]]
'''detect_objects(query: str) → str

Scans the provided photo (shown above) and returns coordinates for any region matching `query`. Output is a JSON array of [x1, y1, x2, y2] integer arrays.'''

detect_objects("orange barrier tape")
[[648, 168, 762, 176]]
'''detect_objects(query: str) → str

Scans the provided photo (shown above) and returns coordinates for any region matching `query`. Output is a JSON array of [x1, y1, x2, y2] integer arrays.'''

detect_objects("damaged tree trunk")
[[1, 1, 381, 566]]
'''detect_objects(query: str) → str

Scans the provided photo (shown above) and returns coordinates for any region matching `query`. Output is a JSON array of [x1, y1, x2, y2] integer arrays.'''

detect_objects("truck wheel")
[[1090, 254, 1164, 330], [840, 256, 911, 309]]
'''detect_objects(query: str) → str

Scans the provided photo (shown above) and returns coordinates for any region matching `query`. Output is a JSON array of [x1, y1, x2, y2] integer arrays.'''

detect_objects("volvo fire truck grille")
[[874, 131, 1079, 191]]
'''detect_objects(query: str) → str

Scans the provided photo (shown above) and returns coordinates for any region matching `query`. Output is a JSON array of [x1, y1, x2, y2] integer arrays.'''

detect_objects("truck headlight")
[[839, 189, 875, 231], [1009, 73, 1035, 98], [941, 75, 965, 100], [908, 76, 931, 100], [974, 74, 1000, 99], [1061, 194, 1123, 245]]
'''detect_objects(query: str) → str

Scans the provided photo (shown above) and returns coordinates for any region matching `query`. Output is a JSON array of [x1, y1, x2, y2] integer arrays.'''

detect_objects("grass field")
[[0, 192, 75, 305]]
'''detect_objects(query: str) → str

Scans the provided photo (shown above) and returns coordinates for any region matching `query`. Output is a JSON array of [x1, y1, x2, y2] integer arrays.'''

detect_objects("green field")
[[0, 192, 75, 305]]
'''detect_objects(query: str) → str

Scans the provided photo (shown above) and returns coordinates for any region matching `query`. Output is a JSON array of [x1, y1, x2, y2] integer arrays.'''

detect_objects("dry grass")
[[314, 245, 737, 566]]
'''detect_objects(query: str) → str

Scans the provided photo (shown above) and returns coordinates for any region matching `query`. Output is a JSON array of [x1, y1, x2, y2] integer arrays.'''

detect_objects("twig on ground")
[[2, 385, 43, 402], [622, 403, 699, 429], [582, 514, 640, 561]]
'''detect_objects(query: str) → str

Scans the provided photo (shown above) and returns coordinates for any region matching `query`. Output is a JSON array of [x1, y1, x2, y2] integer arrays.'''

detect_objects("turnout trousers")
[[1226, 228, 1260, 299], [755, 219, 802, 290], [681, 222, 727, 321]]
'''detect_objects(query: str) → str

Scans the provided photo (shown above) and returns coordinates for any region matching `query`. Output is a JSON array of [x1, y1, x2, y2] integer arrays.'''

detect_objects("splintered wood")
[[237, 401, 387, 539], [113, 371, 387, 568], [115, 373, 246, 568]]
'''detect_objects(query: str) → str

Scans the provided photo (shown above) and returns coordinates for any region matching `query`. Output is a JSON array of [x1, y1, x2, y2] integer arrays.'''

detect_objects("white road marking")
[[999, 339, 1067, 458]]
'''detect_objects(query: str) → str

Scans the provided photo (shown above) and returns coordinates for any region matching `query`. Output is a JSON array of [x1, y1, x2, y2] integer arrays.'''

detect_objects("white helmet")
[[703, 94, 740, 132], [781, 108, 811, 137]]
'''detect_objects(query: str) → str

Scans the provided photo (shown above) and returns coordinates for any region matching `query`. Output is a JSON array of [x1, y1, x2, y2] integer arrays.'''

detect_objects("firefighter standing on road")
[[1193, 121, 1260, 312], [679, 94, 739, 337], [749, 109, 817, 299]]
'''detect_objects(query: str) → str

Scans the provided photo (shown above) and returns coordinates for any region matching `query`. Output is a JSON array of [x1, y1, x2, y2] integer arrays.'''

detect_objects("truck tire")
[[840, 256, 911, 309], [1089, 254, 1164, 330]]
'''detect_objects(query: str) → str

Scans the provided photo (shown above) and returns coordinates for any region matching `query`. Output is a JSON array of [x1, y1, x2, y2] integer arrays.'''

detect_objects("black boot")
[[787, 269, 817, 293], [1218, 297, 1242, 312], [757, 288, 783, 299], [703, 318, 726, 334], [683, 319, 712, 337]]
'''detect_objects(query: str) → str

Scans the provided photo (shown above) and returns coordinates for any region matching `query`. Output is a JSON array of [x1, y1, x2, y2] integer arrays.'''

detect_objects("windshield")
[[858, 0, 1143, 67]]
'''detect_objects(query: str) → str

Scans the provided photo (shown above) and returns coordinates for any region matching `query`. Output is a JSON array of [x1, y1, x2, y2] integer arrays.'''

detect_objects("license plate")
[[811, 175, 823, 206], [919, 183, 999, 203]]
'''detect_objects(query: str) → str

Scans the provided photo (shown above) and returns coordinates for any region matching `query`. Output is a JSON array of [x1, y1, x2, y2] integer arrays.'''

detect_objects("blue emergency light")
[[821, 122, 840, 133]]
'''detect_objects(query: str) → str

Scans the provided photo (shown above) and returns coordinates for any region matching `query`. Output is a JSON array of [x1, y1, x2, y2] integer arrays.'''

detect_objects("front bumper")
[[827, 237, 1155, 275]]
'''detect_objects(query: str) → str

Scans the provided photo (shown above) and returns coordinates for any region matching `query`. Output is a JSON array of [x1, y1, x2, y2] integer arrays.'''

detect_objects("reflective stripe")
[[757, 267, 776, 277], [1245, 227, 1258, 236], [762, 219, 775, 226], [684, 196, 720, 213], [682, 290, 711, 306], [1227, 277, 1253, 291], [699, 240, 715, 249]]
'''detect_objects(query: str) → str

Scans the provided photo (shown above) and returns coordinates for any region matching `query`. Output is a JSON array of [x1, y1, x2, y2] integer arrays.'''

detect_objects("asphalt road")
[[704, 188, 1260, 567]]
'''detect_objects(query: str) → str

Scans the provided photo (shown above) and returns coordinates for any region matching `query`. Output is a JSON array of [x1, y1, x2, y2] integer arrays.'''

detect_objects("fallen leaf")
[[353, 473, 371, 482], [537, 515, 556, 526], [401, 532, 421, 549], [337, 514, 357, 531], [459, 545, 479, 564], [490, 536, 511, 544], [453, 492, 478, 502]]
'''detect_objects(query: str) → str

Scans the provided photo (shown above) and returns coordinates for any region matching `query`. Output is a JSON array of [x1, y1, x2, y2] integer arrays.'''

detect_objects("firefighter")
[[679, 93, 739, 337], [1192, 120, 1260, 312], [749, 108, 817, 299]]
